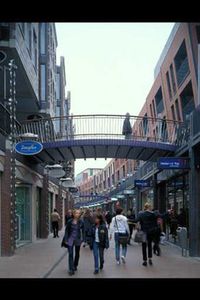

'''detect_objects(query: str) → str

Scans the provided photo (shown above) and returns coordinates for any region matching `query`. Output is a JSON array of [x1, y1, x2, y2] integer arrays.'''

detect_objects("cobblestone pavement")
[[0, 231, 200, 278]]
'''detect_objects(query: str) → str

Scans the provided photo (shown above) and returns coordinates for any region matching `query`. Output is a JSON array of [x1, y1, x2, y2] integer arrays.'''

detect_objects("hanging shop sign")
[[15, 140, 43, 155], [157, 157, 190, 170], [134, 180, 150, 188]]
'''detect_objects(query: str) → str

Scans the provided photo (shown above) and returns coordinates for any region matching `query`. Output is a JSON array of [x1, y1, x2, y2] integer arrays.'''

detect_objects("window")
[[174, 40, 190, 87], [180, 81, 195, 121], [40, 23, 46, 54], [152, 99, 156, 118], [122, 165, 126, 178], [175, 99, 181, 121], [166, 71, 172, 99], [40, 64, 46, 101], [155, 87, 164, 115], [150, 104, 153, 118], [27, 23, 32, 57], [170, 64, 176, 95], [171, 105, 176, 121], [33, 30, 37, 71], [196, 25, 200, 43]]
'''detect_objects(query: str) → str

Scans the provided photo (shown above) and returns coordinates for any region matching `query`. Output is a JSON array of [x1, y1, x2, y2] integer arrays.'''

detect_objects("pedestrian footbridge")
[[17, 114, 188, 164]]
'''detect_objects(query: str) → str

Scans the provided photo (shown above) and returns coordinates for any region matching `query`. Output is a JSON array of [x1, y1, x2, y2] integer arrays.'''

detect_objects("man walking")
[[51, 208, 60, 238]]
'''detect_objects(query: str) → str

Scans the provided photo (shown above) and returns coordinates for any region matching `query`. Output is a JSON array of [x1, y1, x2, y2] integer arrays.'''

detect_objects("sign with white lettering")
[[15, 140, 43, 155], [158, 157, 190, 169]]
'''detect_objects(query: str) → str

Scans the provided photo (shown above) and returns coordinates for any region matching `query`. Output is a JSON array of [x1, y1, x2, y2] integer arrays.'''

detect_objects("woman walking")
[[90, 214, 109, 274], [110, 207, 130, 264], [61, 209, 84, 276], [135, 203, 158, 267], [126, 208, 135, 245]]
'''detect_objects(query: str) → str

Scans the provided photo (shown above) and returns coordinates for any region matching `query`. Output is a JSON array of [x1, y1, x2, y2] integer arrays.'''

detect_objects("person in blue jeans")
[[61, 209, 84, 276], [110, 207, 130, 264], [90, 214, 109, 274]]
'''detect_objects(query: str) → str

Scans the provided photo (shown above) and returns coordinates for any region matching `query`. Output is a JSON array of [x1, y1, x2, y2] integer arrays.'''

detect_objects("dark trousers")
[[68, 245, 81, 271], [142, 234, 153, 261], [52, 221, 59, 237], [128, 224, 134, 242], [93, 241, 104, 271], [153, 228, 161, 255]]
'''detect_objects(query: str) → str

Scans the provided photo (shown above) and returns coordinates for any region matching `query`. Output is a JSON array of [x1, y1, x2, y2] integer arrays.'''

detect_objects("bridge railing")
[[17, 114, 188, 146]]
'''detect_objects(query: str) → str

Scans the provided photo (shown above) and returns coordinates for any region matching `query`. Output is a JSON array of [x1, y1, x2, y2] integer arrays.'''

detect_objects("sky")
[[55, 22, 174, 176]]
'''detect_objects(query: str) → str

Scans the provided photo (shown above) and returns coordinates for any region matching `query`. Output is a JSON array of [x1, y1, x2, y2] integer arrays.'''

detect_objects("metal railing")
[[17, 114, 187, 146]]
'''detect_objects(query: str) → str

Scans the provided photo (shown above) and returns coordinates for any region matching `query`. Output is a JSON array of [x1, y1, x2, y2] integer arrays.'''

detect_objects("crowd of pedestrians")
[[58, 202, 188, 275]]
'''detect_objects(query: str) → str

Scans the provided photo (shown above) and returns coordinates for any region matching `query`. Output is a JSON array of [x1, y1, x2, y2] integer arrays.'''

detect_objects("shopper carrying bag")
[[110, 207, 130, 264]]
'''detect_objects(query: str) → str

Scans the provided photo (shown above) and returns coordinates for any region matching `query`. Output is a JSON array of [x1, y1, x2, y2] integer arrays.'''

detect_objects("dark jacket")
[[65, 214, 72, 226], [89, 224, 109, 249], [136, 211, 158, 233], [122, 117, 132, 135], [127, 213, 135, 225], [61, 219, 84, 247], [105, 212, 112, 224]]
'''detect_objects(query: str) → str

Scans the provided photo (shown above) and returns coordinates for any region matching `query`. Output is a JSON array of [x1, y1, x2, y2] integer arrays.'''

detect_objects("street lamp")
[[45, 164, 65, 178]]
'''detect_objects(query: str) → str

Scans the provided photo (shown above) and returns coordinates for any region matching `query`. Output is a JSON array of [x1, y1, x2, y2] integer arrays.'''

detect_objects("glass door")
[[16, 186, 31, 246]]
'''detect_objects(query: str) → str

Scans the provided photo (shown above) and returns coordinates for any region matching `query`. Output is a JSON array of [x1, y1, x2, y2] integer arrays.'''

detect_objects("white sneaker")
[[116, 260, 120, 265], [121, 256, 126, 264]]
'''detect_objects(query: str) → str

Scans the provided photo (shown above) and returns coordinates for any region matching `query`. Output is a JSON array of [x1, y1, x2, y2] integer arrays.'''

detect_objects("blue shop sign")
[[158, 157, 190, 170], [134, 180, 150, 188], [15, 140, 43, 155]]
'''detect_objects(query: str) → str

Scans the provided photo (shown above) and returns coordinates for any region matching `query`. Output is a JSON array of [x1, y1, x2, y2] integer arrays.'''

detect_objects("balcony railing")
[[17, 114, 182, 146]]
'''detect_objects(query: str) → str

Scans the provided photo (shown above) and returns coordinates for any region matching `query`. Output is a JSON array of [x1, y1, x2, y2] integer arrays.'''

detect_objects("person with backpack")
[[89, 214, 109, 274], [110, 207, 130, 264]]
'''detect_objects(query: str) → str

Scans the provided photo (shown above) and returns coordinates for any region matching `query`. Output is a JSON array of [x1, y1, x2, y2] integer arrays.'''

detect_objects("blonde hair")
[[144, 202, 152, 211], [72, 209, 81, 216]]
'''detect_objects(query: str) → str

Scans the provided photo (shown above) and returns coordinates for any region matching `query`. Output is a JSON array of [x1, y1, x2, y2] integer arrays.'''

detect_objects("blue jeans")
[[68, 245, 81, 271], [115, 233, 127, 261], [93, 241, 104, 271]]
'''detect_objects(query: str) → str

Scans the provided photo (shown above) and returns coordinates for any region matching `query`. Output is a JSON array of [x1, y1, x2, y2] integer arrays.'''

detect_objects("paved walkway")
[[0, 231, 200, 278]]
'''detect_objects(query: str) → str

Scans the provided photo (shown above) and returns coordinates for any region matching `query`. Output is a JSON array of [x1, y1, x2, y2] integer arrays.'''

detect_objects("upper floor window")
[[174, 40, 190, 87], [40, 23, 46, 54], [166, 71, 172, 99], [170, 64, 176, 95], [155, 87, 164, 115], [40, 64, 46, 101]]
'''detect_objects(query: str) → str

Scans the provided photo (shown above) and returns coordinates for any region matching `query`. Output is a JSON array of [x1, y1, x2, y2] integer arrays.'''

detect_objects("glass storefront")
[[36, 187, 42, 238], [16, 186, 31, 246], [48, 192, 53, 234]]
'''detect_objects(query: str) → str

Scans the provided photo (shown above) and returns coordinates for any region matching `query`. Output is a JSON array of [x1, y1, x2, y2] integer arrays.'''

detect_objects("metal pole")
[[8, 59, 17, 252]]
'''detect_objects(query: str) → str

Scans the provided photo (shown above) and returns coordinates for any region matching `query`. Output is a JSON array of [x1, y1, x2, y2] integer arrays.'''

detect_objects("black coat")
[[122, 117, 132, 135], [89, 224, 109, 249], [61, 219, 84, 248], [136, 211, 158, 233]]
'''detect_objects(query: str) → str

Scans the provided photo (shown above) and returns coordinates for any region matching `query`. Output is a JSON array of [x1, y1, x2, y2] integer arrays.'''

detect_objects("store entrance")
[[16, 185, 31, 246]]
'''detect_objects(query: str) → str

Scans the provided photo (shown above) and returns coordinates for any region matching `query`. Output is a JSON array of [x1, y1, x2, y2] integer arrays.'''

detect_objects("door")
[[16, 186, 31, 246]]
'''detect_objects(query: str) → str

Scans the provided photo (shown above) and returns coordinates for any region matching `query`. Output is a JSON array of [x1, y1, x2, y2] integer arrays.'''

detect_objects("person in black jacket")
[[105, 211, 112, 229], [61, 209, 84, 276], [135, 203, 158, 267], [90, 214, 109, 274]]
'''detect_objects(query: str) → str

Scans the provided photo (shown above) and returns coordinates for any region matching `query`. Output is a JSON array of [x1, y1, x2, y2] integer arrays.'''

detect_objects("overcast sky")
[[56, 22, 174, 176]]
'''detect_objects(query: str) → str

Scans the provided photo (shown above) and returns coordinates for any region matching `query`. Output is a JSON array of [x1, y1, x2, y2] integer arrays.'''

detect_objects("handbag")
[[134, 230, 147, 243], [61, 236, 68, 248], [115, 217, 129, 245]]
